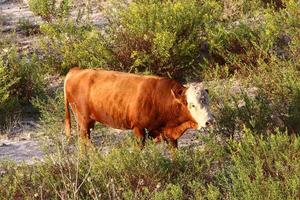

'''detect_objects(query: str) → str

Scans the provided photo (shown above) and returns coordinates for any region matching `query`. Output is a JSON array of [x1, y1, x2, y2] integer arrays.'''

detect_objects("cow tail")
[[64, 77, 71, 140]]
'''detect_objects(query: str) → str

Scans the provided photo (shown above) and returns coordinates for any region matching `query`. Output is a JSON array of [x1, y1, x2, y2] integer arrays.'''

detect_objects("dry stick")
[[74, 164, 92, 197], [89, 179, 100, 200], [73, 134, 80, 200], [49, 155, 68, 200], [56, 144, 73, 199]]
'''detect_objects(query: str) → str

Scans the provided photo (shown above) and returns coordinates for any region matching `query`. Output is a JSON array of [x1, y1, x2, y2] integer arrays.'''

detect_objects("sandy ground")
[[0, 125, 202, 164], [0, 139, 43, 164], [0, 1, 39, 24], [0, 119, 43, 163]]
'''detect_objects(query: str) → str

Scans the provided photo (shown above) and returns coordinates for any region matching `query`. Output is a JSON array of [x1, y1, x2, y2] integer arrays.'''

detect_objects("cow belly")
[[89, 85, 138, 129], [90, 107, 131, 130]]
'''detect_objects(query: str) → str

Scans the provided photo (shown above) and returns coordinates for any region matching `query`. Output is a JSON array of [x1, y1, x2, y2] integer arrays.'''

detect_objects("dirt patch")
[[0, 118, 43, 164], [0, 125, 205, 163], [0, 139, 43, 164]]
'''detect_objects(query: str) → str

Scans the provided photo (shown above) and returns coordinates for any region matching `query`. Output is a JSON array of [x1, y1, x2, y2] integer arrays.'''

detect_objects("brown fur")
[[64, 68, 198, 148]]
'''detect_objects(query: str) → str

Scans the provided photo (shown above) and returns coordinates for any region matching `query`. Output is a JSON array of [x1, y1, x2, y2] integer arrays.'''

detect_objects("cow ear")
[[171, 89, 177, 99], [171, 87, 187, 99]]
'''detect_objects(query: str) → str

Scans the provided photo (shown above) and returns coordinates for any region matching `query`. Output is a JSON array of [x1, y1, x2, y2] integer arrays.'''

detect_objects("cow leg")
[[164, 121, 196, 142], [77, 116, 94, 150], [79, 120, 96, 155], [133, 127, 146, 149], [159, 121, 196, 150], [69, 103, 80, 133], [148, 130, 162, 143], [87, 120, 95, 140], [169, 139, 178, 148]]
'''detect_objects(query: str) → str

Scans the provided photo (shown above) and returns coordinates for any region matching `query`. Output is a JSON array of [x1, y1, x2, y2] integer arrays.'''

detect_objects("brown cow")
[[64, 68, 213, 148]]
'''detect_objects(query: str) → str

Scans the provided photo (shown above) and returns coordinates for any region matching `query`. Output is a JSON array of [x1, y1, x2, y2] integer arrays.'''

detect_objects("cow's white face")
[[186, 83, 213, 129]]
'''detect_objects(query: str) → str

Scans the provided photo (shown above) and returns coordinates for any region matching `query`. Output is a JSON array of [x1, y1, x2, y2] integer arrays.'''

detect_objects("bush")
[[222, 128, 300, 199], [17, 18, 40, 36], [32, 90, 66, 143], [39, 20, 113, 74], [28, 0, 71, 22], [0, 47, 47, 127], [28, 0, 113, 74], [28, 0, 299, 79], [202, 0, 300, 75], [101, 0, 300, 80], [209, 55, 300, 135], [2, 47, 46, 103], [104, 0, 220, 80], [0, 60, 18, 126]]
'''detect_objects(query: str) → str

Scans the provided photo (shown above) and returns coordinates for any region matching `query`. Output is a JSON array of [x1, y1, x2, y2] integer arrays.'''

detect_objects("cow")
[[64, 67, 213, 149]]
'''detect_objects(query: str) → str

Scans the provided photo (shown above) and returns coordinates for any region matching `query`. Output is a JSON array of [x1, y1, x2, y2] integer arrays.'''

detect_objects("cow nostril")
[[206, 119, 214, 127]]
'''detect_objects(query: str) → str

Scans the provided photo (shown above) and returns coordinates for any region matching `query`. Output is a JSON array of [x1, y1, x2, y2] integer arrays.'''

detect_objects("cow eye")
[[192, 104, 196, 108], [201, 99, 206, 104]]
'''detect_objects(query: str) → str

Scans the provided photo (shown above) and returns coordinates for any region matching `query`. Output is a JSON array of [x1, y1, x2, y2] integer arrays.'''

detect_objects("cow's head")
[[185, 83, 214, 129]]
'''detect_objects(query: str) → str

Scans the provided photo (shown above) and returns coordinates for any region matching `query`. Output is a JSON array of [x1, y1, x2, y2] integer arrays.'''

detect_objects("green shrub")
[[0, 62, 15, 107], [209, 55, 300, 135], [3, 47, 46, 103], [28, 0, 299, 79], [28, 0, 71, 22], [101, 0, 299, 79], [28, 0, 56, 22], [223, 128, 300, 199], [0, 47, 46, 127], [287, 90, 300, 133], [217, 91, 273, 134], [0, 60, 18, 125], [28, 0, 112, 74], [203, 0, 299, 76], [32, 90, 66, 144], [0, 131, 224, 199], [39, 20, 113, 74], [104, 0, 220, 79], [17, 18, 40, 36]]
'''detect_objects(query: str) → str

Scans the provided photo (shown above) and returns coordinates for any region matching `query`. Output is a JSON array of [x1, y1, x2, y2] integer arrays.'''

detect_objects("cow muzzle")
[[205, 118, 214, 127], [197, 117, 215, 130]]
